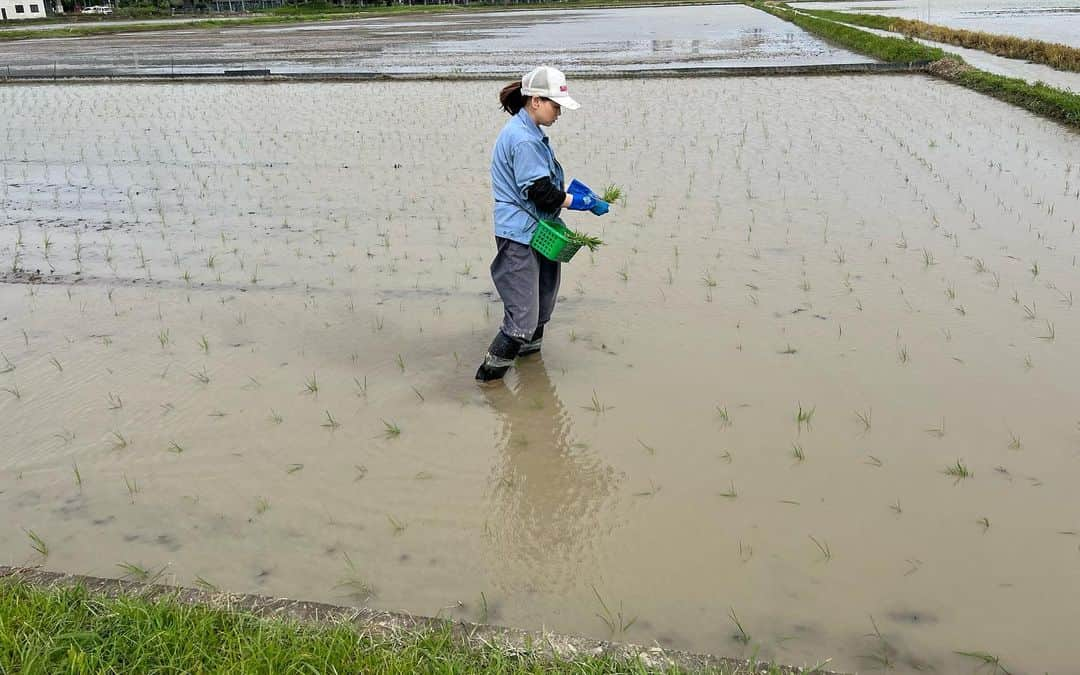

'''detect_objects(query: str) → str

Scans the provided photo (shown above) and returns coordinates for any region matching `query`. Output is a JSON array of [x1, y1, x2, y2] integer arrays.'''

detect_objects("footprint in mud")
[[886, 609, 939, 626], [155, 534, 182, 552]]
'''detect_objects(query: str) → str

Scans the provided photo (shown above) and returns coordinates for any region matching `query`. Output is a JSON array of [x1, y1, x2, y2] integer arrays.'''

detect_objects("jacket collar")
[[515, 108, 546, 142]]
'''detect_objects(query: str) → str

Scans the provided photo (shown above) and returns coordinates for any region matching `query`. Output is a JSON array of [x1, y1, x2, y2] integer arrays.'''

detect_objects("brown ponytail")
[[499, 81, 529, 115]]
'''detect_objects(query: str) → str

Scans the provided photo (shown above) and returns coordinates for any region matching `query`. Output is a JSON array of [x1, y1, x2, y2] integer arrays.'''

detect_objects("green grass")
[[797, 7, 1080, 72], [0, 579, 791, 674], [750, 2, 943, 62], [750, 1, 1080, 128]]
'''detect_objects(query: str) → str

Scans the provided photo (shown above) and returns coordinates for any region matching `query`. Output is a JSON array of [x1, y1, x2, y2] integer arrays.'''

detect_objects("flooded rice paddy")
[[0, 5, 873, 75], [2, 77, 1079, 674], [795, 0, 1080, 47]]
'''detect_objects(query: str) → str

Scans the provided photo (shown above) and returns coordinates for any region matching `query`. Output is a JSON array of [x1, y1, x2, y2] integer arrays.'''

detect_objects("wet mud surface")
[[2, 78, 1079, 674]]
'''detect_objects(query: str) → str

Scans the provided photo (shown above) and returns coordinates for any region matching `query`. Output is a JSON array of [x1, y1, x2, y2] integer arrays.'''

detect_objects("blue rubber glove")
[[567, 191, 596, 211], [590, 199, 609, 216], [567, 179, 594, 198]]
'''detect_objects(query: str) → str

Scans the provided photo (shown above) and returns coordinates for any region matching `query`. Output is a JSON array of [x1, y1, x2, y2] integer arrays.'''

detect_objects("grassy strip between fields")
[[0, 0, 733, 42], [0, 579, 787, 674], [751, 2, 943, 62], [794, 7, 1080, 72], [750, 2, 1080, 129]]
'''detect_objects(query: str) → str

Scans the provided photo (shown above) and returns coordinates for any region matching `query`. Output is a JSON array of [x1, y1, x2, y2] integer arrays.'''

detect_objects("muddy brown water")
[[2, 77, 1079, 674]]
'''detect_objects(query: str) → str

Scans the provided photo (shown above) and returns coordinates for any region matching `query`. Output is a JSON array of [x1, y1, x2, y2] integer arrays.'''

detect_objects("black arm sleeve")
[[526, 179, 566, 213]]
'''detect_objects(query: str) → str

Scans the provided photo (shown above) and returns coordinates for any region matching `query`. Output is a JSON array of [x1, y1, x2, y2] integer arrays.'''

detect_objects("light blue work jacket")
[[490, 108, 565, 245]]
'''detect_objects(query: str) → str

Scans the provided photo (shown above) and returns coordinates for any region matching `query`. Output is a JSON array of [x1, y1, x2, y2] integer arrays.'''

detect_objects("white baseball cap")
[[521, 66, 580, 110]]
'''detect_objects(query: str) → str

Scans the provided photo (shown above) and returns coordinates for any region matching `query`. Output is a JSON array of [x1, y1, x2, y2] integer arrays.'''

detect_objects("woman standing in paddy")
[[475, 66, 610, 382]]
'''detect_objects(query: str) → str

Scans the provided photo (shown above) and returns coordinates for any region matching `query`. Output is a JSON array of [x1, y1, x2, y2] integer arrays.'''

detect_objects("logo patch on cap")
[[560, 85, 568, 92]]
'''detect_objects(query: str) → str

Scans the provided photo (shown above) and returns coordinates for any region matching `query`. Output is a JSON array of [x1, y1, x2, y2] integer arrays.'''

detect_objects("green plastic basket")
[[530, 219, 582, 263]]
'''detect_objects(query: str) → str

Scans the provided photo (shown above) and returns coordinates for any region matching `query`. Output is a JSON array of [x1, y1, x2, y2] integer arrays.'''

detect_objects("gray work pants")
[[490, 237, 561, 341]]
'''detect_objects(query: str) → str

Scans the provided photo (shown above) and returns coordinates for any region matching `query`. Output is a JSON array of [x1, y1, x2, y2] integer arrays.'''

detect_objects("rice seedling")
[[194, 575, 219, 592], [582, 390, 612, 413], [1008, 432, 1022, 450], [117, 561, 165, 583], [123, 474, 139, 502], [1030, 261, 1039, 278], [863, 615, 895, 669], [157, 329, 170, 349], [865, 455, 883, 467], [791, 442, 806, 462], [321, 410, 340, 430], [601, 185, 623, 203], [111, 431, 129, 449], [72, 461, 82, 490], [107, 392, 123, 410], [890, 499, 902, 514], [304, 373, 319, 395], [255, 496, 271, 514], [269, 409, 284, 424], [925, 417, 946, 438], [944, 459, 973, 480], [715, 405, 732, 427], [809, 535, 832, 562], [568, 230, 604, 252], [1038, 321, 1055, 341], [411, 386, 424, 402], [0, 353, 14, 374], [190, 367, 210, 385], [854, 408, 872, 433], [779, 344, 798, 355], [167, 441, 184, 454], [592, 586, 637, 638], [47, 355, 63, 373], [353, 376, 368, 397], [897, 344, 909, 363], [396, 354, 406, 372], [922, 249, 936, 267], [954, 650, 1011, 674], [198, 335, 210, 354], [386, 514, 407, 534], [977, 517, 991, 532], [1022, 301, 1037, 320], [381, 419, 401, 438], [718, 481, 738, 499], [637, 439, 656, 455], [25, 529, 48, 558], [1, 384, 21, 400], [334, 553, 374, 600], [728, 607, 750, 644], [795, 402, 815, 432]]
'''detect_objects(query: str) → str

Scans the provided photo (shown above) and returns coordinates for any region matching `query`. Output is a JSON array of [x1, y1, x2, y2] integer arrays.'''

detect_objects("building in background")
[[0, 0, 49, 19]]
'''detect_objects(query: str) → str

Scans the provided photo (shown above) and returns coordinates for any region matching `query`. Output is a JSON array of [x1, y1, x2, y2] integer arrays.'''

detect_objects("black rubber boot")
[[519, 324, 544, 356], [475, 331, 522, 382]]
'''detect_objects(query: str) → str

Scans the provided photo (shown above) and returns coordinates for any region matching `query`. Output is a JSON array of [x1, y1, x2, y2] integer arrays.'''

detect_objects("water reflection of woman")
[[481, 357, 619, 595]]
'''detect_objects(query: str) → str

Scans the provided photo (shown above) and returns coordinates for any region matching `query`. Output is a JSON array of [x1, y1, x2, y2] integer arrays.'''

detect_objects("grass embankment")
[[0, 580, 784, 674], [796, 7, 1080, 72], [751, 2, 1080, 129], [754, 2, 943, 62]]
